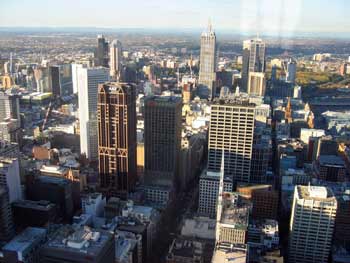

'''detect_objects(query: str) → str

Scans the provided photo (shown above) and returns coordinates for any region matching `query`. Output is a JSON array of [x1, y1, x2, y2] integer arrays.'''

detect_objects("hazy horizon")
[[1, 0, 350, 36]]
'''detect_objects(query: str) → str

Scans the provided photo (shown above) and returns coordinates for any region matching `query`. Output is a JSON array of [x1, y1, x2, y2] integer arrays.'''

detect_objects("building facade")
[[109, 40, 122, 79], [98, 82, 137, 198], [208, 100, 255, 183], [144, 96, 182, 188], [95, 35, 109, 67], [198, 22, 217, 99], [289, 185, 337, 263], [242, 38, 266, 92], [77, 67, 109, 161]]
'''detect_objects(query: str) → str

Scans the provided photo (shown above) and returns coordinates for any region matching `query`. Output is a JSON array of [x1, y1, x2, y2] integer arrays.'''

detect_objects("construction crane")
[[41, 100, 54, 132]]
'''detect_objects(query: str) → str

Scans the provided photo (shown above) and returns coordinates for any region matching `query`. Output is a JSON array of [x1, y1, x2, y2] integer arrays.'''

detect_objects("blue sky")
[[0, 0, 349, 33]]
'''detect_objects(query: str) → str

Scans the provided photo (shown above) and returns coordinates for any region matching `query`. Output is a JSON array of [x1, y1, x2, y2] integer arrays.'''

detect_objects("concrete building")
[[0, 158, 21, 203], [208, 99, 255, 183], [178, 134, 205, 191], [286, 58, 297, 84], [12, 200, 57, 229], [2, 227, 47, 263], [237, 184, 279, 220], [289, 185, 337, 263], [198, 22, 217, 99], [26, 175, 73, 221], [247, 72, 266, 96], [115, 230, 141, 263], [110, 40, 122, 79], [198, 170, 233, 217], [144, 96, 182, 201], [40, 225, 115, 263], [0, 187, 14, 242], [95, 35, 109, 68], [49, 65, 61, 97], [315, 155, 346, 182], [242, 38, 266, 92], [216, 192, 250, 245], [166, 237, 204, 263], [211, 244, 247, 263], [300, 128, 325, 144], [0, 140, 19, 159], [248, 219, 279, 249], [0, 91, 20, 121], [98, 83, 137, 198], [77, 66, 109, 161], [81, 193, 106, 218]]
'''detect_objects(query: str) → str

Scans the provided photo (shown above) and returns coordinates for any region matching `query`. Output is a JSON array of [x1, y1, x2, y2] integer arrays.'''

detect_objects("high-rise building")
[[72, 63, 83, 94], [198, 170, 233, 217], [0, 91, 20, 121], [109, 40, 122, 79], [198, 22, 217, 99], [49, 65, 61, 97], [2, 227, 47, 262], [144, 96, 182, 189], [0, 158, 22, 203], [40, 225, 115, 263], [286, 58, 297, 84], [95, 35, 109, 67], [98, 82, 137, 198], [208, 99, 255, 183], [77, 67, 109, 160], [289, 185, 337, 263], [247, 72, 266, 96], [0, 187, 14, 242], [242, 38, 266, 92]]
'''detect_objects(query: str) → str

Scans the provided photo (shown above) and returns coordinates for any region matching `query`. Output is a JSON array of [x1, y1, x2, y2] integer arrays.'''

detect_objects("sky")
[[0, 0, 349, 34]]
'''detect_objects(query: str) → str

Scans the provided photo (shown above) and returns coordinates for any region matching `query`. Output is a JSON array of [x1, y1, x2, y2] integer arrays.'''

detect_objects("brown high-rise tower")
[[98, 82, 137, 198]]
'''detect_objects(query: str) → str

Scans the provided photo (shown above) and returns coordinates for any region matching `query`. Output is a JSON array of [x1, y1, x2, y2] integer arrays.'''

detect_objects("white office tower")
[[242, 38, 266, 92], [198, 21, 217, 99], [0, 158, 22, 203], [77, 67, 109, 160], [247, 72, 266, 96], [289, 185, 337, 263], [109, 39, 122, 79], [286, 58, 297, 84], [72, 64, 84, 94], [208, 100, 255, 183]]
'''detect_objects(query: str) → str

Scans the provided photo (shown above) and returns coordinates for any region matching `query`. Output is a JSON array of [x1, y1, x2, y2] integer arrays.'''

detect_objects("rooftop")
[[12, 199, 55, 211], [319, 155, 345, 166], [220, 193, 250, 229], [212, 243, 247, 263], [44, 225, 112, 255], [3, 227, 47, 253], [297, 185, 336, 201]]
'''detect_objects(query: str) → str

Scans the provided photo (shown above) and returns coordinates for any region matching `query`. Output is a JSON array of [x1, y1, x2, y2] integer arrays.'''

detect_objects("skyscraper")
[[77, 67, 109, 161], [95, 35, 109, 68], [242, 38, 266, 92], [49, 65, 61, 97], [289, 185, 337, 263], [198, 22, 217, 99], [109, 39, 122, 80], [208, 99, 255, 183], [98, 82, 137, 198], [144, 96, 182, 189], [247, 72, 266, 96], [286, 58, 297, 84], [0, 187, 14, 242]]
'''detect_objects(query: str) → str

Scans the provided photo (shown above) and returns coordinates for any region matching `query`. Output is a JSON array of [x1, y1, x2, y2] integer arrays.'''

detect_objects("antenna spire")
[[208, 18, 212, 32]]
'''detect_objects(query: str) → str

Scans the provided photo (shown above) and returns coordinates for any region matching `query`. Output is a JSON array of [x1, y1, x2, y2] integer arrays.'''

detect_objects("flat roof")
[[3, 227, 46, 252]]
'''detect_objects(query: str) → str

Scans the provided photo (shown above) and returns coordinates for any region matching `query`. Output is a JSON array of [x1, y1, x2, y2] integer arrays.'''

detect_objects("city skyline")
[[1, 0, 350, 35]]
